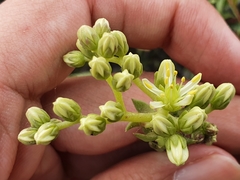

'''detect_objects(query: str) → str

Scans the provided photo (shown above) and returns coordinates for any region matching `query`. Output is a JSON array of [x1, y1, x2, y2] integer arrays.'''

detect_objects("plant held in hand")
[[18, 18, 236, 166]]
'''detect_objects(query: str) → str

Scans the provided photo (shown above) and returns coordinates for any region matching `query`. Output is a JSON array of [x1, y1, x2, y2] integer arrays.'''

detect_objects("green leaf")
[[125, 122, 142, 132], [133, 132, 158, 142], [132, 99, 154, 113]]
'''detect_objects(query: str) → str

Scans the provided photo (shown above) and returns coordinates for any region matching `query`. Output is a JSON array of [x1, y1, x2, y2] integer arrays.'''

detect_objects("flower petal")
[[142, 78, 163, 96], [180, 73, 201, 96], [175, 94, 194, 107], [150, 101, 165, 109]]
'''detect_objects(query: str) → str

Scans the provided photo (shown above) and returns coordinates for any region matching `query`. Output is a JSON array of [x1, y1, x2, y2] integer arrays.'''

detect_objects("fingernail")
[[174, 154, 240, 180]]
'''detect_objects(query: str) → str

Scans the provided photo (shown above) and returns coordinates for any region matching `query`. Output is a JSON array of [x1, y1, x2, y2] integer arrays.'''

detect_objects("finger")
[[60, 141, 152, 179], [209, 95, 240, 155], [92, 145, 240, 180]]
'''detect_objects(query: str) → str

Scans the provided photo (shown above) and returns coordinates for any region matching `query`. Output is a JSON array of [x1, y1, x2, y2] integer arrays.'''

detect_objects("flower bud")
[[26, 107, 50, 128], [210, 83, 236, 110], [152, 113, 176, 135], [178, 107, 206, 134], [112, 69, 134, 92], [76, 39, 94, 60], [189, 82, 215, 109], [99, 101, 124, 122], [165, 134, 189, 166], [121, 53, 143, 79], [93, 18, 111, 38], [79, 114, 106, 136], [77, 25, 99, 51], [111, 30, 129, 57], [53, 97, 81, 122], [34, 122, 59, 145], [97, 32, 118, 58], [154, 59, 175, 88], [18, 127, 37, 145], [88, 57, 112, 80], [63, 50, 87, 68]]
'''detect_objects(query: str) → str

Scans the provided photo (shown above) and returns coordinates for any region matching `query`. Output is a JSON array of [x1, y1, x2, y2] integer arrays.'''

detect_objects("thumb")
[[92, 145, 240, 180]]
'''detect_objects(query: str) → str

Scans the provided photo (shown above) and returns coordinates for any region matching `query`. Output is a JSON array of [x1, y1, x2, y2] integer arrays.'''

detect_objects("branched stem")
[[106, 75, 127, 112], [57, 120, 80, 130], [121, 111, 153, 122]]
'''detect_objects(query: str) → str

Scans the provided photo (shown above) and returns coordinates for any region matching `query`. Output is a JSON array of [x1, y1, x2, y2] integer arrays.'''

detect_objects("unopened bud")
[[152, 113, 176, 135], [165, 134, 189, 166], [34, 122, 59, 145], [89, 57, 112, 80], [210, 83, 236, 110], [97, 32, 118, 58], [18, 127, 37, 145], [63, 50, 87, 68], [154, 59, 175, 88], [112, 69, 134, 92], [53, 97, 81, 122], [26, 107, 50, 128], [77, 25, 99, 51], [76, 39, 94, 60], [93, 18, 111, 38], [99, 101, 124, 122], [79, 114, 106, 136], [111, 30, 129, 57], [121, 53, 143, 78], [178, 107, 206, 134], [189, 82, 215, 108]]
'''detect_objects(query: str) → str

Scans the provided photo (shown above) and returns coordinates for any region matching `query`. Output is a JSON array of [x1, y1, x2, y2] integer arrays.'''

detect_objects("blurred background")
[[1, 0, 239, 78]]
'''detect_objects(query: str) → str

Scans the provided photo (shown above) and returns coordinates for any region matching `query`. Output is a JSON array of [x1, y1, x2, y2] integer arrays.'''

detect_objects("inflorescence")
[[18, 18, 236, 166]]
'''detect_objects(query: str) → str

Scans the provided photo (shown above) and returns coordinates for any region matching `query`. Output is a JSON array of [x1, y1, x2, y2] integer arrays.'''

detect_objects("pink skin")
[[0, 0, 239, 179]]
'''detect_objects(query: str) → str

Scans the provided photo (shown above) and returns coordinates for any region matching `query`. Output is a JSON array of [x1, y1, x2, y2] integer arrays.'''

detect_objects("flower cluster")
[[18, 18, 236, 166]]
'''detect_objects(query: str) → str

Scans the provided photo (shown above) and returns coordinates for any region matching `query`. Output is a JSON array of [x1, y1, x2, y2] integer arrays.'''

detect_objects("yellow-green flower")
[[142, 60, 201, 112]]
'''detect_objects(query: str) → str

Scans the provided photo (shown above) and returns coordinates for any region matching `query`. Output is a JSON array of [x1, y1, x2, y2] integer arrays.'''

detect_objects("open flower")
[[142, 60, 201, 112]]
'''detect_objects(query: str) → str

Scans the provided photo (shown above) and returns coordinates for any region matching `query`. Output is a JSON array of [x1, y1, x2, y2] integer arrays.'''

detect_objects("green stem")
[[205, 105, 214, 114], [121, 111, 154, 122], [106, 75, 127, 112], [133, 78, 157, 100], [107, 56, 123, 66], [57, 120, 79, 130]]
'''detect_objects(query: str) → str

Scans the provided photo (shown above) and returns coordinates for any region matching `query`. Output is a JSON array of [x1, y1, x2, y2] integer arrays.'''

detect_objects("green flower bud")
[[189, 82, 215, 109], [154, 59, 175, 88], [210, 83, 236, 110], [77, 25, 99, 51], [111, 30, 129, 57], [155, 136, 167, 149], [97, 32, 118, 58], [152, 113, 176, 135], [88, 57, 112, 80], [99, 101, 124, 122], [79, 114, 106, 136], [112, 69, 134, 92], [93, 18, 111, 38], [26, 107, 50, 128], [76, 39, 94, 60], [34, 122, 59, 145], [18, 127, 37, 145], [165, 134, 189, 166], [121, 53, 143, 79], [178, 107, 206, 134], [53, 97, 81, 122], [63, 50, 87, 68]]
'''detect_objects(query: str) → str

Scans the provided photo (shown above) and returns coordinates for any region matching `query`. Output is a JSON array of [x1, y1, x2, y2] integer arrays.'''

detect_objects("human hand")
[[0, 0, 239, 179]]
